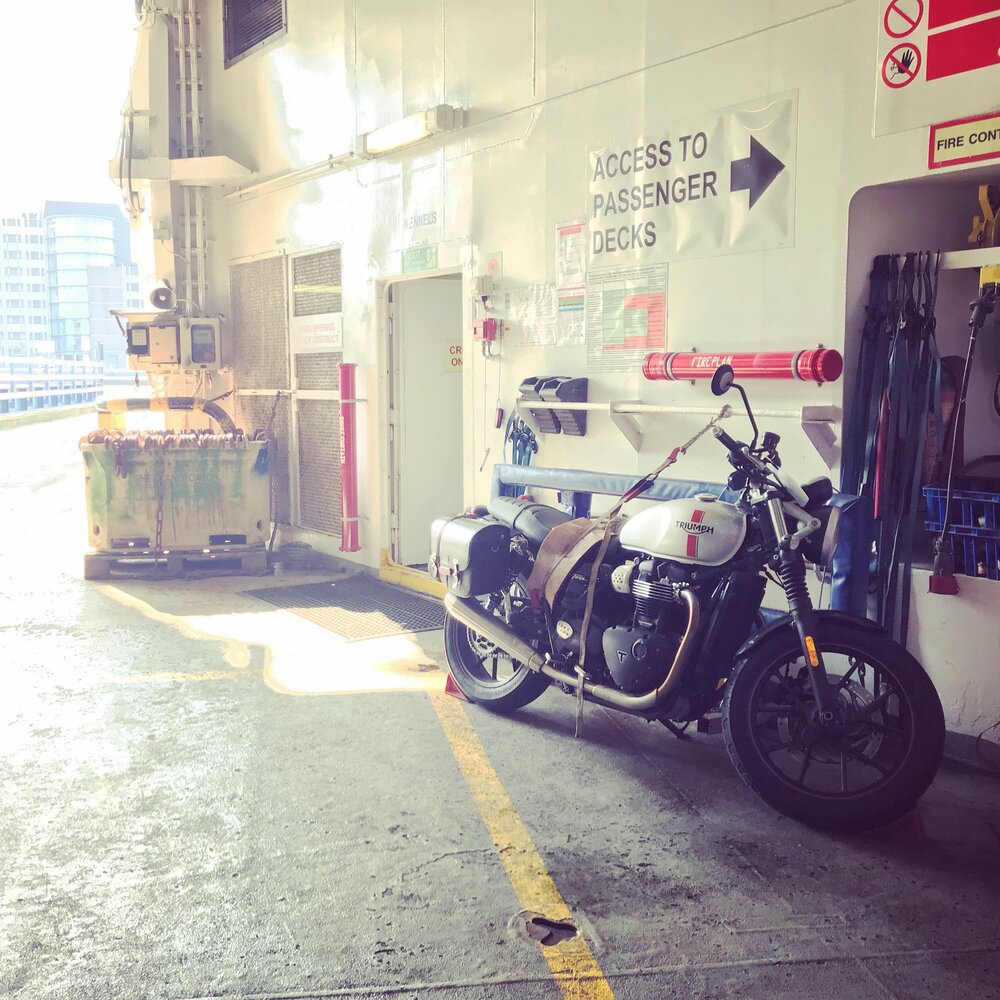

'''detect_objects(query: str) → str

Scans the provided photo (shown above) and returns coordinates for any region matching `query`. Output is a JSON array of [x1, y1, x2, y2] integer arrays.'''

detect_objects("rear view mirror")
[[711, 365, 735, 397]]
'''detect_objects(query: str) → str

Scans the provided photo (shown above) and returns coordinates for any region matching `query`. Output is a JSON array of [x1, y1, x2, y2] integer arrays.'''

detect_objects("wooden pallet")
[[84, 544, 270, 581]]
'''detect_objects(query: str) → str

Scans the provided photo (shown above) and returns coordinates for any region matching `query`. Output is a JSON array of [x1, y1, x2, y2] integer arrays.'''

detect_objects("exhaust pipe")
[[443, 589, 701, 711]]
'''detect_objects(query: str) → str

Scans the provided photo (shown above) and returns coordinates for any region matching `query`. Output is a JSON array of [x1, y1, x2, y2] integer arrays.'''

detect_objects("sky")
[[1, 3, 138, 212]]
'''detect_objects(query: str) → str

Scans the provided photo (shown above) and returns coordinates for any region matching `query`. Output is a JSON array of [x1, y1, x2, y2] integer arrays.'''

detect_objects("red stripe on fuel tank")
[[687, 509, 705, 559]]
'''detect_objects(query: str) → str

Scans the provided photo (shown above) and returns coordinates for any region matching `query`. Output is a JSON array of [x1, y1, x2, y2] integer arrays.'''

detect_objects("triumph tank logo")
[[678, 520, 714, 534], [681, 509, 711, 559]]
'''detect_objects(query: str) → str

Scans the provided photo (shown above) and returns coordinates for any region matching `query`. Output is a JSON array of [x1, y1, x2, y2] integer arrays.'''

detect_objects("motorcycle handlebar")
[[712, 425, 744, 456]]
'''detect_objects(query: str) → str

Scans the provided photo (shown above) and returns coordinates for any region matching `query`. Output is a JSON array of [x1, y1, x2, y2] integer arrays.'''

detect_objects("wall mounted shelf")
[[514, 398, 842, 466]]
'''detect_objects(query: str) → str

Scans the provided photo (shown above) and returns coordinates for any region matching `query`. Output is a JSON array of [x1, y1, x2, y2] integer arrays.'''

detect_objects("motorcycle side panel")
[[619, 497, 747, 566]]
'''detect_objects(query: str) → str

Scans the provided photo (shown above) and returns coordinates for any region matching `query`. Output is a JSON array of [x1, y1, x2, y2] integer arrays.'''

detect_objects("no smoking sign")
[[883, 0, 923, 39]]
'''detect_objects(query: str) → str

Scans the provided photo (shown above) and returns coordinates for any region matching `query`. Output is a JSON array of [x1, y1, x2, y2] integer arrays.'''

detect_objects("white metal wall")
[[129, 0, 1000, 737]]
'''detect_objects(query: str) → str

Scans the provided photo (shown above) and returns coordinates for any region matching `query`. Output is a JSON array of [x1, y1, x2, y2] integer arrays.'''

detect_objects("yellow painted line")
[[108, 670, 259, 684], [429, 692, 615, 999], [379, 549, 446, 598]]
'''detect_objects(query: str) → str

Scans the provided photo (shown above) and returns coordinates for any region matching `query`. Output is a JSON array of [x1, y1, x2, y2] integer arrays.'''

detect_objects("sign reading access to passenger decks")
[[587, 92, 797, 265], [928, 111, 1000, 169], [875, 0, 1000, 135]]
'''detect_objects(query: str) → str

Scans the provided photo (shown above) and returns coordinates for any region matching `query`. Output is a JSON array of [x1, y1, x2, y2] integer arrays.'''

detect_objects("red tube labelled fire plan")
[[642, 349, 844, 384]]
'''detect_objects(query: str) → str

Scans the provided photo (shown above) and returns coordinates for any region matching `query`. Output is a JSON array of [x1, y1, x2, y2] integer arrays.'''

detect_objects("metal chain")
[[153, 450, 165, 565]]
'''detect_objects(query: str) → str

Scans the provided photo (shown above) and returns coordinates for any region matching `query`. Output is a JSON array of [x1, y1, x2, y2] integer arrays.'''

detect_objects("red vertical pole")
[[339, 362, 360, 552]]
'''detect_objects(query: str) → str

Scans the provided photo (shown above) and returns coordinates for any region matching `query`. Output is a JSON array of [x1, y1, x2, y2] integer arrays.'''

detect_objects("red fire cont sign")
[[928, 111, 1000, 170]]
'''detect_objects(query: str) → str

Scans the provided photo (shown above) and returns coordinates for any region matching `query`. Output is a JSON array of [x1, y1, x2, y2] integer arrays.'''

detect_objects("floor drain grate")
[[520, 911, 579, 947], [244, 575, 445, 641]]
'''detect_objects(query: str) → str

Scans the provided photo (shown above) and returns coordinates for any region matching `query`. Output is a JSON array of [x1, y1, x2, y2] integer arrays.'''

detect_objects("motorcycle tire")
[[443, 584, 549, 715], [722, 617, 945, 832]]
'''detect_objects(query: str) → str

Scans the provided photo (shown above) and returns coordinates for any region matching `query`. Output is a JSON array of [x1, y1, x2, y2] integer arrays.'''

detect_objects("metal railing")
[[0, 357, 105, 417]]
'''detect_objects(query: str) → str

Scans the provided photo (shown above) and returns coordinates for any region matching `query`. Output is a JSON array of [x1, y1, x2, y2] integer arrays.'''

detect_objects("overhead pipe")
[[339, 363, 361, 552], [643, 349, 844, 385]]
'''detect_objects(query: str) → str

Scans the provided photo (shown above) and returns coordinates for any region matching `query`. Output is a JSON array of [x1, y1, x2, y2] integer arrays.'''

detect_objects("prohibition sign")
[[882, 43, 921, 88], [883, 0, 923, 39]]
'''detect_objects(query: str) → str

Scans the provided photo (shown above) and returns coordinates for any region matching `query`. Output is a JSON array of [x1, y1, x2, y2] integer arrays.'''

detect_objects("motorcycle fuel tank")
[[618, 494, 746, 566]]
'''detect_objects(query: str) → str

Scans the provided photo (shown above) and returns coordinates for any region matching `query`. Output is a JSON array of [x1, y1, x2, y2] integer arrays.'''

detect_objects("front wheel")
[[722, 617, 945, 831], [443, 579, 550, 714]]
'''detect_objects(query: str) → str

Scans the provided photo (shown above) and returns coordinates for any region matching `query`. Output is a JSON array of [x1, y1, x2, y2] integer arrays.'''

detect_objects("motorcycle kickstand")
[[661, 719, 692, 741]]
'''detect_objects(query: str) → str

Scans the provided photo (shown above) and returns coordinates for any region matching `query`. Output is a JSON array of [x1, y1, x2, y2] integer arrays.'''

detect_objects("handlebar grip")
[[712, 426, 743, 454]]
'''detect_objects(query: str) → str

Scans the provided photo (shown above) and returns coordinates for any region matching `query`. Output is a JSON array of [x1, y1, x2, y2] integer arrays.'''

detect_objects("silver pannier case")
[[428, 515, 511, 598]]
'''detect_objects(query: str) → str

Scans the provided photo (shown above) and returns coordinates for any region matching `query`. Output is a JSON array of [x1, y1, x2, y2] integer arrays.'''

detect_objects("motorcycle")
[[429, 366, 945, 831]]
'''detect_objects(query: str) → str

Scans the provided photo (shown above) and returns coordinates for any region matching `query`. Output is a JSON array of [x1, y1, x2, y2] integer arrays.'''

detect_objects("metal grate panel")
[[244, 577, 445, 641], [224, 0, 287, 65], [295, 352, 343, 390], [230, 256, 290, 390], [297, 398, 342, 535], [292, 248, 342, 317], [236, 394, 291, 525]]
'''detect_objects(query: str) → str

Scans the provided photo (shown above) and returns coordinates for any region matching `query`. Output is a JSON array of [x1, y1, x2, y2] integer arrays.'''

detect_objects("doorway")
[[387, 275, 465, 568]]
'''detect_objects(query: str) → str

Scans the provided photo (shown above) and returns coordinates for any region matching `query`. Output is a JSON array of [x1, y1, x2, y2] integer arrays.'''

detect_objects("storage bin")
[[81, 436, 270, 553], [923, 484, 1000, 581]]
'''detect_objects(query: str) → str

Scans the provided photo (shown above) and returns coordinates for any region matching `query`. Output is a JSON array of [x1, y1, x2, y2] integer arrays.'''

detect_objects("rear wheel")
[[722, 618, 945, 831], [443, 579, 550, 714]]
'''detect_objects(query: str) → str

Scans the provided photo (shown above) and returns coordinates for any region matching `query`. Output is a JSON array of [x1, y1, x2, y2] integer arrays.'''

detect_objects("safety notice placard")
[[929, 111, 1000, 169], [875, 0, 1000, 135], [587, 92, 796, 266], [586, 264, 667, 374], [290, 313, 343, 354]]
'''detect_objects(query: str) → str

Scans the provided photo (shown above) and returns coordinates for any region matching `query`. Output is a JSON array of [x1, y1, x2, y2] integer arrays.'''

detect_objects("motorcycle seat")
[[487, 496, 574, 548]]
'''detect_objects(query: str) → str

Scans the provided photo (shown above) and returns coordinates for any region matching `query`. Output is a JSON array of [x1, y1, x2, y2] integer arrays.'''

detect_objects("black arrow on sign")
[[730, 137, 785, 209]]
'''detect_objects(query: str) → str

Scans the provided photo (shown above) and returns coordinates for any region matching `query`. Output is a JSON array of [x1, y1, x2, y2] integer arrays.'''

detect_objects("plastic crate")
[[923, 484, 1000, 580]]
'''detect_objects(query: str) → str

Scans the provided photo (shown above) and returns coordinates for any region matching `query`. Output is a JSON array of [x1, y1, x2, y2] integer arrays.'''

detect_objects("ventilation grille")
[[224, 0, 287, 65], [297, 399, 342, 536], [295, 352, 343, 391], [292, 249, 342, 317], [230, 256, 289, 390], [235, 394, 291, 525]]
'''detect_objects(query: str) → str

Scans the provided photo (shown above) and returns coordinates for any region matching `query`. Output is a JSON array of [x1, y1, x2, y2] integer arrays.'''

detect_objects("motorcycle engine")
[[550, 561, 623, 668], [602, 558, 688, 694]]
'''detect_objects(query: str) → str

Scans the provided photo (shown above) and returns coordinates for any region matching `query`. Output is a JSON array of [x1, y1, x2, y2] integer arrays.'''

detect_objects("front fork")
[[767, 497, 839, 718]]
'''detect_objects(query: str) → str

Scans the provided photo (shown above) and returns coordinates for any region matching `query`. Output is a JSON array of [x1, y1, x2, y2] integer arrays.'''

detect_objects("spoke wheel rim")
[[746, 643, 916, 800], [454, 581, 530, 686]]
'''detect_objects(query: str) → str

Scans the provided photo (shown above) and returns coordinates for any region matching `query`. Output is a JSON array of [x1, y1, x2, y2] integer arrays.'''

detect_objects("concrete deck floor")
[[2, 415, 1000, 1000]]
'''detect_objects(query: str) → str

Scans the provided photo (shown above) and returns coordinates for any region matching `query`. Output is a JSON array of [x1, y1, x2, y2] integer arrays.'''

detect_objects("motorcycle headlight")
[[796, 504, 842, 568]]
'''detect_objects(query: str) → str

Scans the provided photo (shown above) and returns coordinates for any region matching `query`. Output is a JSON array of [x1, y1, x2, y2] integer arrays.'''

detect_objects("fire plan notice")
[[556, 221, 587, 346], [585, 263, 667, 374], [506, 284, 559, 345]]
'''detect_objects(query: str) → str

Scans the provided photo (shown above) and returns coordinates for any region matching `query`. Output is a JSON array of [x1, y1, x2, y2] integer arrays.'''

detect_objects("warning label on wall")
[[875, 0, 1000, 135], [586, 92, 796, 266], [586, 263, 666, 374], [445, 343, 462, 371]]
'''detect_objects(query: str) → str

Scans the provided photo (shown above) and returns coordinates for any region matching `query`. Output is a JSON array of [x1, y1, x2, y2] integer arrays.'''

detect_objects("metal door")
[[390, 276, 464, 566]]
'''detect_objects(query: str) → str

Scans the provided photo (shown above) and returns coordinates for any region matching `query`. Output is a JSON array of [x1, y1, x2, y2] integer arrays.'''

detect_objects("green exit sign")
[[402, 244, 438, 273]]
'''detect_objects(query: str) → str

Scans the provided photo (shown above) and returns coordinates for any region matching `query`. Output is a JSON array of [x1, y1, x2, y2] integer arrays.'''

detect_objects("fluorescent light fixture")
[[361, 105, 464, 156]]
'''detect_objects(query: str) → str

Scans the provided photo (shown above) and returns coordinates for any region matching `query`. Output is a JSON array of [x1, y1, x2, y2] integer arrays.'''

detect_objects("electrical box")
[[122, 313, 223, 372], [474, 317, 499, 342]]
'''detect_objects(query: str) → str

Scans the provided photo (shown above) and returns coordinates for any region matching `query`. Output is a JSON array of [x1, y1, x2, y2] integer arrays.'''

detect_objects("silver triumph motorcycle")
[[430, 366, 945, 831]]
